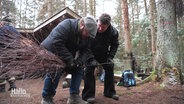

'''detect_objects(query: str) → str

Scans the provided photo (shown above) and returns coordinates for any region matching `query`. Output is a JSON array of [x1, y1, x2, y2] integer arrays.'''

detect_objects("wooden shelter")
[[17, 7, 81, 44]]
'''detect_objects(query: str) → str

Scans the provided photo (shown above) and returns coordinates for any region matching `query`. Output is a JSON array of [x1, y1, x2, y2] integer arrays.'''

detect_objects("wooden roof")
[[17, 7, 81, 44]]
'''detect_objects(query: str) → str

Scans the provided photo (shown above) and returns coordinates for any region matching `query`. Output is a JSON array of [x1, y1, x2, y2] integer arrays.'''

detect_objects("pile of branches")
[[0, 29, 65, 79]]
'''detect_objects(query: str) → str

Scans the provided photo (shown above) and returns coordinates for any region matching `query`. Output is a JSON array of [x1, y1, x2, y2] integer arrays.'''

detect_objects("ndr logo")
[[10, 88, 30, 97]]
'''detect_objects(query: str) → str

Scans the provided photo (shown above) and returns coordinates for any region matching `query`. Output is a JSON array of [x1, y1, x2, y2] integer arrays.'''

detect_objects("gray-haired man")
[[41, 16, 97, 104]]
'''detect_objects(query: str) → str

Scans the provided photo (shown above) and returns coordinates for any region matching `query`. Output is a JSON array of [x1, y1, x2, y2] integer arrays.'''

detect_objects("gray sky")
[[96, 0, 117, 18]]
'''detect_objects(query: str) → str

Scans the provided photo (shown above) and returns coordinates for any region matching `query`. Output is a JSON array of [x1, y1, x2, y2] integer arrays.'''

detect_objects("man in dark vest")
[[82, 13, 119, 103]]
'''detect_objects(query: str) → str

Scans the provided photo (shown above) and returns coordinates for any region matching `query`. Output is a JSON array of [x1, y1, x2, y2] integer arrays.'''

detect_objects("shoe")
[[8, 80, 17, 91], [0, 84, 6, 93], [104, 94, 119, 100], [0, 80, 6, 93], [62, 80, 70, 88], [86, 97, 95, 103], [8, 86, 16, 91], [112, 94, 119, 100], [41, 96, 55, 104], [67, 94, 88, 104]]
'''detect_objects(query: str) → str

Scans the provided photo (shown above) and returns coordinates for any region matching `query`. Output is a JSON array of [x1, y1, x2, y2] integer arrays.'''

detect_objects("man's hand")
[[85, 58, 99, 67], [90, 59, 100, 67], [107, 58, 114, 66], [69, 59, 82, 68], [66, 59, 82, 74]]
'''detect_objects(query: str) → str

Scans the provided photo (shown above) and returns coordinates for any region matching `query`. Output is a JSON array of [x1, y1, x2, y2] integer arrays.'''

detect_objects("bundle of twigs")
[[0, 28, 65, 79]]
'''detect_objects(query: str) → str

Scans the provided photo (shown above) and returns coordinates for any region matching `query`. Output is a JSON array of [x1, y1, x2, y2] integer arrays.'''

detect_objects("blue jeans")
[[42, 68, 84, 97]]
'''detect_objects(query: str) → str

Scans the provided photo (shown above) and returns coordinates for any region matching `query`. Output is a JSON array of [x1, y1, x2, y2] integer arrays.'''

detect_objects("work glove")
[[85, 58, 99, 67], [66, 59, 82, 74], [70, 59, 82, 68], [90, 59, 100, 67]]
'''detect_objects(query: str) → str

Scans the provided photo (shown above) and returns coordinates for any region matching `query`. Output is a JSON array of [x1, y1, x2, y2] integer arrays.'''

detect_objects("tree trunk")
[[47, 0, 52, 17], [89, 0, 93, 16], [0, 0, 2, 17], [122, 0, 131, 53], [149, 0, 156, 68], [93, 0, 96, 17], [136, 1, 140, 33], [19, 0, 22, 28], [144, 0, 148, 16], [130, 1, 135, 35], [84, 0, 87, 16], [156, 0, 183, 83], [122, 0, 132, 70], [63, 0, 66, 7]]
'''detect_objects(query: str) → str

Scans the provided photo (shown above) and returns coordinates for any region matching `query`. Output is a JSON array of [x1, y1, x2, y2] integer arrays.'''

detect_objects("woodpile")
[[0, 29, 65, 79]]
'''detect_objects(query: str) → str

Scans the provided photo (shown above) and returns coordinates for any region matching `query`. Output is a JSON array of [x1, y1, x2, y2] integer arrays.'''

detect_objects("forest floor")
[[0, 76, 184, 104]]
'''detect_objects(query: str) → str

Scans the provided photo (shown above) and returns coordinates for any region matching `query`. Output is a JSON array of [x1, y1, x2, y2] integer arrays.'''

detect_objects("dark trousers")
[[82, 63, 116, 100]]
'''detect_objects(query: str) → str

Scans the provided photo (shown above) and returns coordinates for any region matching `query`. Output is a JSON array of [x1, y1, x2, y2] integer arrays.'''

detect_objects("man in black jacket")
[[41, 16, 97, 104], [82, 13, 119, 103]]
